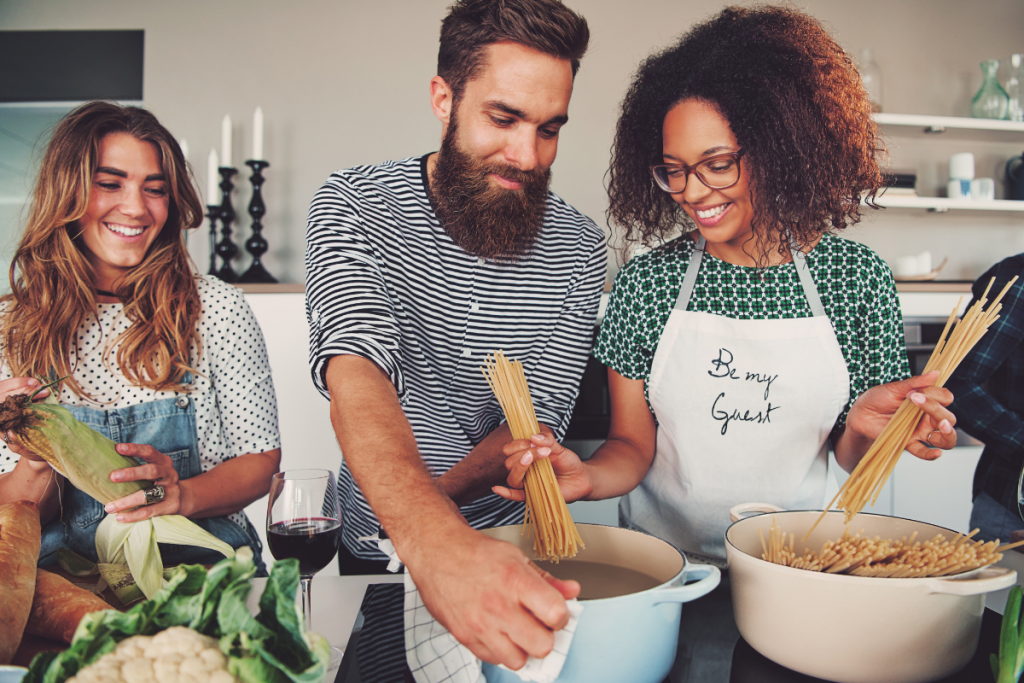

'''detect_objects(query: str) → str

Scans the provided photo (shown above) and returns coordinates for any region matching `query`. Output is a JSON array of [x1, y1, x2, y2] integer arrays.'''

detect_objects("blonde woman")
[[0, 101, 281, 574]]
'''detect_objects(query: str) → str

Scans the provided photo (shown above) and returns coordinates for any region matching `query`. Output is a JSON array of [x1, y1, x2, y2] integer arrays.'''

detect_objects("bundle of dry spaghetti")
[[481, 350, 584, 562], [805, 275, 1019, 539], [761, 519, 1024, 578]]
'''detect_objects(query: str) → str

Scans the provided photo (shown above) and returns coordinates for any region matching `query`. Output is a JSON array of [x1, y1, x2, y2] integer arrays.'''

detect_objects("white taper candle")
[[221, 115, 232, 167], [207, 148, 219, 203], [253, 107, 264, 160]]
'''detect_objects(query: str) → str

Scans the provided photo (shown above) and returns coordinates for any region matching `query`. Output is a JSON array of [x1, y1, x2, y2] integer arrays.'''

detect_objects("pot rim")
[[489, 522, 693, 604], [725, 508, 997, 585]]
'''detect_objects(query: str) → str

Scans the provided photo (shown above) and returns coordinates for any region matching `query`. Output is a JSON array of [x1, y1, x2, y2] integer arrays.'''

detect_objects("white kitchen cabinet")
[[891, 445, 984, 533]]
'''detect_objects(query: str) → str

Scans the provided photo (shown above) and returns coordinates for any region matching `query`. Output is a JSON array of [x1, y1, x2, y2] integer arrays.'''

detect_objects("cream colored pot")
[[725, 503, 1018, 683], [480, 523, 720, 683]]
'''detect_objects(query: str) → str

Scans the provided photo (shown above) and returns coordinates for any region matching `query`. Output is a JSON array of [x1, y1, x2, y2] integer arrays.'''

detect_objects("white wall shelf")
[[869, 195, 1024, 212], [874, 113, 1024, 142]]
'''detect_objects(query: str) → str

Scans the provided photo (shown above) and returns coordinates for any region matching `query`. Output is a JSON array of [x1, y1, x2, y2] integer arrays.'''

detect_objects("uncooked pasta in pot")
[[761, 518, 1024, 578]]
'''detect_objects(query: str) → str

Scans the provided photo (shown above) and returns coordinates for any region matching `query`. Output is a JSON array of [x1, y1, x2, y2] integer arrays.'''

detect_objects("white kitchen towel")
[[372, 535, 582, 683]]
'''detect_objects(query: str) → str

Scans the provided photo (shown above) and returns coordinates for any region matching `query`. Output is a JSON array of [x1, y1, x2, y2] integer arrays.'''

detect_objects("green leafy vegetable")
[[26, 548, 330, 683], [993, 585, 1024, 683]]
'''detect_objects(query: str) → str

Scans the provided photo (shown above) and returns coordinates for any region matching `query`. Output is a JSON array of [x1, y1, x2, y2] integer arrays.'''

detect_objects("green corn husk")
[[0, 388, 234, 601]]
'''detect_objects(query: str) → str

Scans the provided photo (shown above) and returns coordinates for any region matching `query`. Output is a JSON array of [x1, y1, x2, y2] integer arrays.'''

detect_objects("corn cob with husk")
[[0, 384, 234, 603]]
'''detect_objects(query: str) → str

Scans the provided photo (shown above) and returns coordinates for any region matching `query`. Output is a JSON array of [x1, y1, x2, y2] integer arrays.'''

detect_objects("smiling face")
[[428, 40, 573, 259], [662, 99, 757, 265], [440, 40, 572, 184], [78, 132, 169, 290]]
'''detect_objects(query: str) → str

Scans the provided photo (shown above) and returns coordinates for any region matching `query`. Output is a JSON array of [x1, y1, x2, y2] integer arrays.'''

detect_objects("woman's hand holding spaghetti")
[[493, 431, 592, 503], [846, 371, 957, 461]]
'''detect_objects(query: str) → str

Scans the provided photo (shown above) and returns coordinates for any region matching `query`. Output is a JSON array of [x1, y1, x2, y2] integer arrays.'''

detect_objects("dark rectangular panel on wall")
[[0, 30, 144, 103]]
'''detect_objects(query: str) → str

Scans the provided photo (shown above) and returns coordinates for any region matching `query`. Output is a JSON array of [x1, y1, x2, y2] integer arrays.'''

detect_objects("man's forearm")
[[326, 355, 464, 562], [435, 423, 516, 505]]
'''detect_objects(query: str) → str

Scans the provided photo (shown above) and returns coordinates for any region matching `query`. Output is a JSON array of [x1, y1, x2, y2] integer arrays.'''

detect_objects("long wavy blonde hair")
[[1, 101, 204, 398]]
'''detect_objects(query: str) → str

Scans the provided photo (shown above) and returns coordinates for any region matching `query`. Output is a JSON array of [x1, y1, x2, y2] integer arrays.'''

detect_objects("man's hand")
[[406, 523, 580, 669]]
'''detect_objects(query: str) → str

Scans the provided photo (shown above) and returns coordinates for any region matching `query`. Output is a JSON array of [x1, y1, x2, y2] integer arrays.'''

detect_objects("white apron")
[[619, 236, 850, 559]]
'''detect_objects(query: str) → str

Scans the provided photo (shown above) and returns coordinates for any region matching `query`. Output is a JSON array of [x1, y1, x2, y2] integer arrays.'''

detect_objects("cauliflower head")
[[67, 627, 239, 683]]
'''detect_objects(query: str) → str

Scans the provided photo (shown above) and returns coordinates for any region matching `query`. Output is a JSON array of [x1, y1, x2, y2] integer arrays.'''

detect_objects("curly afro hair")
[[607, 5, 886, 260]]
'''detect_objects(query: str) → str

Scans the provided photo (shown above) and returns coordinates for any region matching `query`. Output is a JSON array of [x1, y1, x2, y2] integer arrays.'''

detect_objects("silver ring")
[[144, 485, 166, 506], [925, 429, 942, 447]]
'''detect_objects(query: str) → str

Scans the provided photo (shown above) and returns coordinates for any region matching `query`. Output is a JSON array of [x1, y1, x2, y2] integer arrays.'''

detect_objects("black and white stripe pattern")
[[305, 155, 606, 559]]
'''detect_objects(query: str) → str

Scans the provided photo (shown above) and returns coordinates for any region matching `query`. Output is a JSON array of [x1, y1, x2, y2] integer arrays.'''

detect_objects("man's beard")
[[430, 120, 551, 262]]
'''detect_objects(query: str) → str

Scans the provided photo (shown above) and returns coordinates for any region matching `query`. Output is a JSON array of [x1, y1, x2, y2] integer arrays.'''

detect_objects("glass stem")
[[300, 576, 313, 633]]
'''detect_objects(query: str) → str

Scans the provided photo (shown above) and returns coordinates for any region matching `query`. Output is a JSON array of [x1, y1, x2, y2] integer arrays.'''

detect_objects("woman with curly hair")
[[497, 6, 958, 560], [0, 101, 280, 573]]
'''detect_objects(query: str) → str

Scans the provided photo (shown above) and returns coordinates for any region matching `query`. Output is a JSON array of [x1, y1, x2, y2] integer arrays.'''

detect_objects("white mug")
[[949, 152, 975, 180], [971, 177, 995, 201], [948, 178, 972, 199], [895, 256, 920, 277]]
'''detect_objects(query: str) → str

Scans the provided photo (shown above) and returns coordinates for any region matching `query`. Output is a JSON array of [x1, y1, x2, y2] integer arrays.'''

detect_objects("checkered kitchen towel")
[[374, 536, 582, 683]]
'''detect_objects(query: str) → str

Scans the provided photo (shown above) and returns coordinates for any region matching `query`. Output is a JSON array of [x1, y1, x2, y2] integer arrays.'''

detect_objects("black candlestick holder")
[[205, 204, 221, 276], [239, 160, 277, 283], [215, 167, 239, 283]]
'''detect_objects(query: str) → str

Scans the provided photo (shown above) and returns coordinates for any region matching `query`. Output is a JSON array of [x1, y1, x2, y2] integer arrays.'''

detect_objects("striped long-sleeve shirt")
[[304, 154, 607, 559]]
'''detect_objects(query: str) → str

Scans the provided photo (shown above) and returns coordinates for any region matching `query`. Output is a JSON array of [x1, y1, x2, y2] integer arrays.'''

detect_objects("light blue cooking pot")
[[479, 523, 720, 683]]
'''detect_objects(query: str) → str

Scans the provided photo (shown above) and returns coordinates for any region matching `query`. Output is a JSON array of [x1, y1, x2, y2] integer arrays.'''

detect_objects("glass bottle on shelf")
[[1006, 53, 1023, 123], [859, 48, 883, 113], [971, 59, 1010, 120]]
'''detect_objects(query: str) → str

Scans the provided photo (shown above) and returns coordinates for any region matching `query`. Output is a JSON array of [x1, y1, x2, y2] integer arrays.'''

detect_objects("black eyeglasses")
[[650, 150, 746, 194]]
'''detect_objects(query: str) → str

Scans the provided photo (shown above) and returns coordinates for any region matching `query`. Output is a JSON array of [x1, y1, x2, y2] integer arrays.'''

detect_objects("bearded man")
[[303, 0, 604, 670]]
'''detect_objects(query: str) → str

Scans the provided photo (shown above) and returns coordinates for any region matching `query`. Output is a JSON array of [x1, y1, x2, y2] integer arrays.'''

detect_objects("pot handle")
[[924, 566, 1018, 596], [653, 563, 721, 605], [729, 502, 785, 523]]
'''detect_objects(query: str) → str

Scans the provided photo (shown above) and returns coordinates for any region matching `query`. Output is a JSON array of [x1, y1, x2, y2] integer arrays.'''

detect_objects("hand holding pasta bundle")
[[807, 276, 1018, 538], [481, 351, 584, 562]]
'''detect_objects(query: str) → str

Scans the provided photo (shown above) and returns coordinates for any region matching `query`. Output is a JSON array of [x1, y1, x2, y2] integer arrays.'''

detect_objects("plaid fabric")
[[947, 253, 1024, 513]]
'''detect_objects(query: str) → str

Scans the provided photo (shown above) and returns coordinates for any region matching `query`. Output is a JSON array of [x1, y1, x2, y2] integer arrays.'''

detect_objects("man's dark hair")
[[438, 0, 589, 101]]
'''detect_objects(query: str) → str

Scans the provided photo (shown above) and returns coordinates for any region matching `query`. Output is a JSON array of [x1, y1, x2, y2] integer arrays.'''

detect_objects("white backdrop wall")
[[2, 0, 1023, 283]]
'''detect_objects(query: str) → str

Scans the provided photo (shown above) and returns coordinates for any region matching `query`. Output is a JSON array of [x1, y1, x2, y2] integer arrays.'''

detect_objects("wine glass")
[[267, 469, 343, 667]]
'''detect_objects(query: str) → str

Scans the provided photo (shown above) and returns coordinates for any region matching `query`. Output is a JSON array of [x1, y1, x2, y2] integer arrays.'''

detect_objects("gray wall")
[[2, 0, 1023, 282]]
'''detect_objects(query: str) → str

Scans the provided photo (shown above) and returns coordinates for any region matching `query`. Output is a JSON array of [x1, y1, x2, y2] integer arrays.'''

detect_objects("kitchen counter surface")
[[319, 574, 1007, 683]]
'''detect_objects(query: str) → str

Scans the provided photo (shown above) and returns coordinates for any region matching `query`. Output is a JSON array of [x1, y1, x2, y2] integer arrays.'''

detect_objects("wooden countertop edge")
[[235, 283, 306, 294], [235, 282, 974, 294]]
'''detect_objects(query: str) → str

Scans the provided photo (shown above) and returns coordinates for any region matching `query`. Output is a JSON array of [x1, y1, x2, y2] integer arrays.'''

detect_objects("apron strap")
[[789, 238, 826, 318], [673, 235, 706, 311], [672, 234, 827, 317]]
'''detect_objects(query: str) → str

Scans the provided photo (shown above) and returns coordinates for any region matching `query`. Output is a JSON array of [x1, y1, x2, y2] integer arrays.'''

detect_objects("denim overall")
[[38, 373, 267, 575]]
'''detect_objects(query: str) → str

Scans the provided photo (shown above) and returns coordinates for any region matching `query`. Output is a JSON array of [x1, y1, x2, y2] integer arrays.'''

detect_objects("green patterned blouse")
[[593, 233, 910, 434]]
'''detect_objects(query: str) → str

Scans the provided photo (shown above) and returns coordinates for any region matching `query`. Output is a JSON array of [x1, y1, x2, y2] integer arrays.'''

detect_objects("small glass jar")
[[1006, 54, 1024, 123], [859, 48, 883, 113], [971, 59, 1010, 120]]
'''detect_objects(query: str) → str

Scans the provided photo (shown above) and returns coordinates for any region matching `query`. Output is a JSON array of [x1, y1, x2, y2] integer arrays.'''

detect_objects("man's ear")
[[430, 76, 454, 127]]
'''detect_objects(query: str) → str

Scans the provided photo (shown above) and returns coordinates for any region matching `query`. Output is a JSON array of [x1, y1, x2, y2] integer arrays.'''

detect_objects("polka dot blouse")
[[594, 233, 910, 435], [0, 277, 281, 523]]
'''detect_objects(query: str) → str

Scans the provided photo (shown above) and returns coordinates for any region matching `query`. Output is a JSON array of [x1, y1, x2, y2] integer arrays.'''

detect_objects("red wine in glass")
[[267, 517, 341, 576], [267, 469, 343, 668]]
